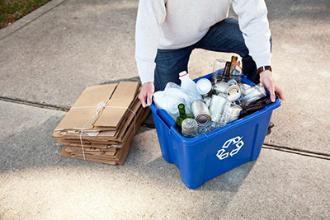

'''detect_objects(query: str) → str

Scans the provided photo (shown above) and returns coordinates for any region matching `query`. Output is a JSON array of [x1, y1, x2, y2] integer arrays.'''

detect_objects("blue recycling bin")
[[150, 73, 281, 189]]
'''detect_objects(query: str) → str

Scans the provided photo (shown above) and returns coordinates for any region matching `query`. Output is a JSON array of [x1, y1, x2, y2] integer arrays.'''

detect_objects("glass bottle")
[[230, 56, 239, 74], [222, 61, 232, 81], [212, 58, 226, 84], [181, 118, 199, 137], [176, 103, 193, 127]]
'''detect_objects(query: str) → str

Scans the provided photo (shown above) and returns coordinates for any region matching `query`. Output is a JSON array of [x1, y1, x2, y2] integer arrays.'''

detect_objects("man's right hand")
[[138, 82, 155, 108]]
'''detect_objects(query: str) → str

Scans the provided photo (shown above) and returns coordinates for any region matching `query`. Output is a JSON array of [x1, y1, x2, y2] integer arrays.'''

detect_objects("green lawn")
[[0, 0, 50, 29]]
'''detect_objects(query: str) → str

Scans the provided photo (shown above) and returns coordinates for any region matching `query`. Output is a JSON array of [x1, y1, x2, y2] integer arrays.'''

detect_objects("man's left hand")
[[259, 70, 285, 102]]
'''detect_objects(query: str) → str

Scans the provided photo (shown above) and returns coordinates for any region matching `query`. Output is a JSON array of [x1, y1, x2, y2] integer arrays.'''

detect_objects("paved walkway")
[[0, 0, 329, 219]]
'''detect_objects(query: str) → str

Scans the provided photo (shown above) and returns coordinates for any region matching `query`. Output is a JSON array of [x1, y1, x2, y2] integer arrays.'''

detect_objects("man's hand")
[[259, 70, 285, 102], [138, 82, 155, 107]]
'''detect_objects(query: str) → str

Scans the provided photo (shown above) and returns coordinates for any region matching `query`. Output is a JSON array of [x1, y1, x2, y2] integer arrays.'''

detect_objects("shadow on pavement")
[[0, 115, 255, 193]]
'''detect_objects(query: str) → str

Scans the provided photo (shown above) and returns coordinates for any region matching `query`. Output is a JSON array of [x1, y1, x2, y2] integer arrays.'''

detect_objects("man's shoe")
[[267, 122, 275, 135]]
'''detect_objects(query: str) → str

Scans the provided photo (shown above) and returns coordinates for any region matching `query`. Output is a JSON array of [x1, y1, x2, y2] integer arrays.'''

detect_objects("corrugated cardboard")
[[60, 123, 136, 165], [55, 81, 139, 132], [94, 81, 139, 128], [53, 82, 149, 165], [53, 96, 147, 143], [55, 84, 117, 131]]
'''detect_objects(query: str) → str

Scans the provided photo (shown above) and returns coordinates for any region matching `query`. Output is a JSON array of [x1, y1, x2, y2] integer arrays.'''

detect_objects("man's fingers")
[[275, 85, 285, 100], [266, 82, 276, 102], [146, 92, 153, 106], [139, 82, 154, 108], [138, 93, 147, 108], [269, 86, 276, 102], [270, 92, 276, 102]]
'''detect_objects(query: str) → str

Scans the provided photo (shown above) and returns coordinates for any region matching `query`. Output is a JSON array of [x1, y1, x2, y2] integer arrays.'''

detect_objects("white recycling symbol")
[[216, 136, 244, 160]]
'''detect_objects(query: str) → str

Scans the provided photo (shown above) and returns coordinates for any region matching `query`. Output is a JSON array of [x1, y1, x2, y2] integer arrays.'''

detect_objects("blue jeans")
[[154, 18, 267, 91]]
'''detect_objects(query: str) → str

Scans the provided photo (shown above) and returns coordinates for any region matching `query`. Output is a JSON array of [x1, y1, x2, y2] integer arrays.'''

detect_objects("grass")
[[0, 0, 50, 29]]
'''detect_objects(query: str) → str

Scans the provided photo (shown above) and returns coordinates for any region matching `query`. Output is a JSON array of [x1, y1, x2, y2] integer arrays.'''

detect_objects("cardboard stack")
[[52, 81, 149, 165]]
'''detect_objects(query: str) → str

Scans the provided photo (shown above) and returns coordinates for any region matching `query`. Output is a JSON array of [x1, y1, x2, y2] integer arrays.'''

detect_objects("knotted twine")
[[74, 101, 137, 160]]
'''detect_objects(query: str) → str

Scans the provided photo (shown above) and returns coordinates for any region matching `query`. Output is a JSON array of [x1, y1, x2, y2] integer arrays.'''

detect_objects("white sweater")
[[135, 0, 271, 83]]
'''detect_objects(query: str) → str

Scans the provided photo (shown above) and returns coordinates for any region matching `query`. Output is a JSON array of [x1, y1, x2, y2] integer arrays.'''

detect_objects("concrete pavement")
[[0, 0, 329, 219], [0, 101, 329, 219], [0, 0, 139, 108]]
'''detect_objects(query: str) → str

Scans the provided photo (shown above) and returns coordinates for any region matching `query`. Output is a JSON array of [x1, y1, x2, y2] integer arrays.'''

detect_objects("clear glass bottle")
[[181, 118, 199, 137]]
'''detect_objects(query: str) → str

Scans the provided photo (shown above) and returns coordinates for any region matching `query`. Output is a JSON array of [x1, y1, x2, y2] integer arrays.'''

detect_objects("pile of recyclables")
[[151, 57, 281, 188]]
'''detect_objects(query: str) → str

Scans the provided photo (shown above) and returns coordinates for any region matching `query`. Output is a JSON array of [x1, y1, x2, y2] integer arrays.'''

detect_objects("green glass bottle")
[[176, 103, 193, 128]]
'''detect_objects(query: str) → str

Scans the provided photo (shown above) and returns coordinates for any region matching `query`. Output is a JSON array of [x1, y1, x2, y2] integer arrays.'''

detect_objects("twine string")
[[78, 101, 107, 160], [76, 102, 138, 160]]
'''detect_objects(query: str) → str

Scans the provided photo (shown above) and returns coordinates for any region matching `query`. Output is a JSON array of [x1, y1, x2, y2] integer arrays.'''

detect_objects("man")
[[135, 0, 284, 107]]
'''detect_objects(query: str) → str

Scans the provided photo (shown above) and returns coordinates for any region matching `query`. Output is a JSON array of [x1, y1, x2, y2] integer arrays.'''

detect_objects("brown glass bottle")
[[222, 61, 232, 81], [230, 56, 239, 74]]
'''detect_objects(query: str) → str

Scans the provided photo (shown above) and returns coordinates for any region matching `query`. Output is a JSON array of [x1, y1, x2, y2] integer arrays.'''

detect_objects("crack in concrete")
[[263, 145, 330, 161], [101, 76, 140, 85], [0, 0, 66, 41], [263, 143, 330, 160], [264, 143, 330, 158], [0, 77, 140, 112], [0, 96, 69, 112]]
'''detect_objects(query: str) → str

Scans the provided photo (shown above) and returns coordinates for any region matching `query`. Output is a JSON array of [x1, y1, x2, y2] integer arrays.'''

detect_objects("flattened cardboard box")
[[94, 82, 138, 128], [60, 124, 136, 165], [53, 98, 142, 140], [55, 81, 139, 132], [53, 101, 150, 145]]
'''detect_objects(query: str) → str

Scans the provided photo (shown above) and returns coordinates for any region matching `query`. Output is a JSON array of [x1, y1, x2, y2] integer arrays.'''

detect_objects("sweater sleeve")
[[135, 0, 166, 84], [232, 0, 272, 68]]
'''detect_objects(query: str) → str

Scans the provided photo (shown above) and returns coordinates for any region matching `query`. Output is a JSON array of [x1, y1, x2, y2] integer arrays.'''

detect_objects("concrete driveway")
[[0, 0, 329, 219]]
